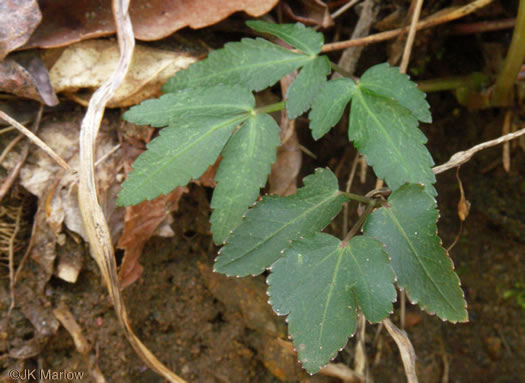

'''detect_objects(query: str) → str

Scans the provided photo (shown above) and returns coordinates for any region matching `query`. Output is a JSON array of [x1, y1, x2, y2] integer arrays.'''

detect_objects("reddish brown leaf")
[[118, 187, 188, 289], [269, 73, 302, 196], [282, 0, 334, 28], [0, 57, 58, 106], [0, 0, 41, 59], [24, 0, 279, 49]]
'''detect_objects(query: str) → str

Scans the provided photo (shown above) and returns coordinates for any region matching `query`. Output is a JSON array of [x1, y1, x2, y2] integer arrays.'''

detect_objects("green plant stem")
[[341, 203, 375, 245], [254, 101, 286, 114], [341, 191, 376, 205], [492, 0, 525, 106], [417, 73, 488, 93], [330, 61, 357, 80]]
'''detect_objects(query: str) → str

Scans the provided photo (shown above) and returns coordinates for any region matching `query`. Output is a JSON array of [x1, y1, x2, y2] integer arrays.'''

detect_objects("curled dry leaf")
[[0, 0, 41, 59], [282, 0, 334, 28], [47, 40, 197, 107], [24, 0, 279, 49], [0, 56, 58, 106], [269, 73, 302, 196], [118, 186, 188, 289]]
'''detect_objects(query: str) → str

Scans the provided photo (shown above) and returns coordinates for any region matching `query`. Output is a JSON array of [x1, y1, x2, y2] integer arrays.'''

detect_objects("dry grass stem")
[[433, 128, 525, 174], [400, 0, 424, 74], [76, 0, 186, 381]]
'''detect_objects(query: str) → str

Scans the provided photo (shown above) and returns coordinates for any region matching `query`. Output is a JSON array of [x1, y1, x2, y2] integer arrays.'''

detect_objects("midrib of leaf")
[[354, 89, 412, 181], [384, 208, 459, 313], [218, 119, 258, 228], [221, 191, 342, 269], [125, 114, 248, 197], [185, 54, 312, 88], [318, 248, 343, 347], [347, 246, 372, 310], [276, 245, 336, 306]]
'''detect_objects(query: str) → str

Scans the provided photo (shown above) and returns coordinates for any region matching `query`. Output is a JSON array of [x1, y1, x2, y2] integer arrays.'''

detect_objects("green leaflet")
[[123, 85, 255, 128], [286, 55, 331, 119], [210, 114, 281, 244], [359, 63, 431, 123], [268, 233, 396, 374], [349, 86, 436, 195], [247, 20, 324, 55], [117, 115, 246, 206], [309, 78, 356, 140], [363, 184, 468, 322], [163, 38, 312, 93], [214, 168, 349, 277]]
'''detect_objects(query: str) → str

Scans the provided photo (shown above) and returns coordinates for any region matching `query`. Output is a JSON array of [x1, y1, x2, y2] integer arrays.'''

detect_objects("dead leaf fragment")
[[118, 187, 188, 289], [48, 40, 197, 107], [0, 57, 58, 106], [24, 0, 279, 49], [0, 0, 41, 59]]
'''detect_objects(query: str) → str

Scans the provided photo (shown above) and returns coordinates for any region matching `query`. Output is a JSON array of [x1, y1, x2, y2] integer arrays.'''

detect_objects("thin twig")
[[400, 0, 424, 74], [331, 0, 361, 20], [432, 128, 525, 174], [7, 205, 23, 318], [0, 134, 24, 166], [0, 110, 71, 171], [343, 153, 361, 236], [0, 105, 44, 202], [322, 0, 494, 52], [76, 0, 186, 382]]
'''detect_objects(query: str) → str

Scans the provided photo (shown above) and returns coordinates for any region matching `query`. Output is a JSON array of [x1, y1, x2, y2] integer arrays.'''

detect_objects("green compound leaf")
[[210, 113, 281, 245], [123, 85, 255, 128], [363, 184, 468, 322], [359, 63, 431, 123], [117, 115, 247, 206], [247, 20, 324, 55], [309, 78, 356, 140], [214, 168, 349, 277], [286, 55, 331, 119], [268, 233, 396, 374], [163, 38, 312, 93], [350, 82, 436, 196]]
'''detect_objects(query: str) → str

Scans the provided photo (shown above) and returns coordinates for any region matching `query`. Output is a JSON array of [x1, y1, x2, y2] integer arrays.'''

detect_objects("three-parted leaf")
[[117, 116, 245, 206], [163, 38, 313, 93], [214, 168, 349, 276], [268, 233, 396, 374], [210, 114, 281, 244], [363, 184, 468, 322], [309, 78, 356, 140], [123, 85, 255, 127], [247, 20, 324, 55], [350, 64, 436, 195], [286, 55, 331, 119]]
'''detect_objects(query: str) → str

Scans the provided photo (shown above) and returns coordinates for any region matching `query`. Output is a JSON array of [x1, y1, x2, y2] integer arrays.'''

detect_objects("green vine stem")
[[492, 0, 525, 106], [254, 101, 286, 114]]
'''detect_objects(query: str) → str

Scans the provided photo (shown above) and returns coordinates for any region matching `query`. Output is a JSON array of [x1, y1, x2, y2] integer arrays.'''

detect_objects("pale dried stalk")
[[432, 128, 525, 174], [0, 111, 71, 171], [383, 318, 418, 383], [322, 0, 494, 52], [400, 0, 424, 74], [77, 0, 186, 382]]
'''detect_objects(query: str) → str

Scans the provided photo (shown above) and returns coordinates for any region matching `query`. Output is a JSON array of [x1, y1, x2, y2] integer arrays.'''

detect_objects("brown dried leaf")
[[47, 40, 197, 107], [24, 0, 279, 49], [1, 114, 124, 276], [0, 56, 58, 106], [118, 187, 188, 289], [0, 0, 41, 59], [282, 0, 334, 28], [269, 73, 302, 196]]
